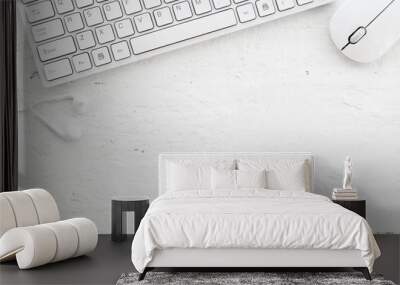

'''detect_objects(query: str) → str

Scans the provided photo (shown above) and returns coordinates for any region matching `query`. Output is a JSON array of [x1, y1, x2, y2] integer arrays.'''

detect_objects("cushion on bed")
[[211, 168, 237, 190], [166, 159, 235, 192], [211, 169, 268, 190], [237, 159, 311, 191], [236, 169, 267, 189], [167, 163, 211, 191]]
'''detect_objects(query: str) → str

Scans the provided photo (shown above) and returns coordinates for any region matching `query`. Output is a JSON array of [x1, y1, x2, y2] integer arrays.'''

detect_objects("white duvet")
[[131, 190, 380, 273]]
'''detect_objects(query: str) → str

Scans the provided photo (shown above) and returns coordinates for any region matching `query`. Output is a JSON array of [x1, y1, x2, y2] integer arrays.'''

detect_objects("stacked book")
[[332, 188, 358, 200]]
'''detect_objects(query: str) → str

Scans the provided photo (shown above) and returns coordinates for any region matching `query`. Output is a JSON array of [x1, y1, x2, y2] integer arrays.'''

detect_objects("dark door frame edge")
[[0, 0, 18, 192]]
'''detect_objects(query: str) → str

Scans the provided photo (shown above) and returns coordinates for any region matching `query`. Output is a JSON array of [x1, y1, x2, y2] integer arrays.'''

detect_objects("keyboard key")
[[233, 0, 247, 4], [115, 19, 135, 38], [95, 24, 115, 43], [237, 3, 256, 22], [173, 1, 192, 21], [111, 41, 131, 60], [64, 13, 84, 32], [44, 59, 73, 80], [84, 7, 104, 26], [32, 19, 64, 42], [165, 0, 177, 3], [25, 1, 55, 23], [37, 36, 76, 61], [75, 0, 94, 8], [143, 0, 162, 9], [297, 0, 312, 5], [192, 0, 211, 15], [76, 30, 96, 49], [131, 9, 237, 54], [122, 0, 142, 14], [212, 0, 231, 9], [54, 0, 74, 14], [134, 13, 154, 32], [72, 53, 92, 72], [256, 0, 275, 16], [154, 7, 173, 27], [92, 47, 111, 66], [103, 1, 123, 20], [276, 0, 295, 11]]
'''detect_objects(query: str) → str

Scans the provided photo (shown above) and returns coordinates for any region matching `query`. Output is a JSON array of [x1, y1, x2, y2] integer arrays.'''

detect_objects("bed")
[[131, 152, 380, 280]]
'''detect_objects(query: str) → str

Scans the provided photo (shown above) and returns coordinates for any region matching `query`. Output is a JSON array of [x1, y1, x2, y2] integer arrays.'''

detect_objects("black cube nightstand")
[[111, 196, 149, 242], [332, 199, 366, 219]]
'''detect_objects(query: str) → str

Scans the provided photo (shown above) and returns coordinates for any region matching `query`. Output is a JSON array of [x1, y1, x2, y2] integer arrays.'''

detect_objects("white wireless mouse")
[[330, 0, 400, 63]]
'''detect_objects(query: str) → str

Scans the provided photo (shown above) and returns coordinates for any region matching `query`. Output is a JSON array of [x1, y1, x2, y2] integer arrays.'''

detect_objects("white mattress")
[[131, 189, 380, 273]]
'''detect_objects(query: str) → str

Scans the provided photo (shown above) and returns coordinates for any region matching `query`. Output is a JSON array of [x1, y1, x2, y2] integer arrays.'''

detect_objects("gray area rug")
[[116, 272, 396, 285]]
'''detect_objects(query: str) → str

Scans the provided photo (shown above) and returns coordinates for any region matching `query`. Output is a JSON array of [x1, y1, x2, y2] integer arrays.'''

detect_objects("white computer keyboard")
[[19, 0, 335, 87]]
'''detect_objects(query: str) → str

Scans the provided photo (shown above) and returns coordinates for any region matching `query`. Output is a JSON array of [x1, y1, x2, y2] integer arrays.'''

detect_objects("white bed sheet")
[[131, 190, 380, 273]]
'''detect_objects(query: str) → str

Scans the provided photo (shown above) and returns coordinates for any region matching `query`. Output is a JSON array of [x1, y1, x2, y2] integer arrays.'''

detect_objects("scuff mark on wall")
[[30, 95, 89, 141], [29, 71, 39, 80], [342, 101, 363, 111]]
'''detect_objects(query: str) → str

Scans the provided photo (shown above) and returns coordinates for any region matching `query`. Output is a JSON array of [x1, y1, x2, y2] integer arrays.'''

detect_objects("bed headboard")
[[158, 152, 314, 195]]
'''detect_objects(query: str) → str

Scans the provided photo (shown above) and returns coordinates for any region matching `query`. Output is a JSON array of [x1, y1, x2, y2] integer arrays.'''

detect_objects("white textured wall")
[[19, 3, 400, 233]]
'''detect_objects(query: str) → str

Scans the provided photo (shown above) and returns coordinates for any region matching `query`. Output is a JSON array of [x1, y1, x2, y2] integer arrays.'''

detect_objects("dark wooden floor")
[[0, 234, 399, 285], [0, 235, 133, 285]]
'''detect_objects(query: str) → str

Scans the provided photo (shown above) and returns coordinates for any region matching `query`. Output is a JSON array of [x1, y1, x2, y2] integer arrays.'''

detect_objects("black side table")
[[111, 196, 149, 242], [333, 199, 366, 219]]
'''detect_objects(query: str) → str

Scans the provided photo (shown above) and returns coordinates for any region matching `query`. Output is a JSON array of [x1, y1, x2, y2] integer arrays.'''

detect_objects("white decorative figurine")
[[342, 156, 353, 190]]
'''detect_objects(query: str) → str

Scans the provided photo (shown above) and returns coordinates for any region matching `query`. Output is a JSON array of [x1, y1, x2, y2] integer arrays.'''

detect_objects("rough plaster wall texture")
[[19, 3, 400, 233]]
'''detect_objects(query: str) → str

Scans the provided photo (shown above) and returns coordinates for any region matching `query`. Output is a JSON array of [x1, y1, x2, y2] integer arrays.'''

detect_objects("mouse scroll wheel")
[[349, 27, 367, 44]]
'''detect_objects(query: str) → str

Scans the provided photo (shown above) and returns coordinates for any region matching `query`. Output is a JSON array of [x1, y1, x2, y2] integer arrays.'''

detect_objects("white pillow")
[[236, 169, 267, 189], [237, 159, 309, 191], [211, 168, 237, 190], [167, 162, 212, 191]]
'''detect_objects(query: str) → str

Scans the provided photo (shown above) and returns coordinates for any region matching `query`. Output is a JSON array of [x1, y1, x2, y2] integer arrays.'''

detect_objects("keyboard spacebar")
[[130, 9, 237, 55]]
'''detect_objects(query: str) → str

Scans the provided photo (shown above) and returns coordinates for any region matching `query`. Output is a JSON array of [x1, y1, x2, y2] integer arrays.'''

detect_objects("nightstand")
[[111, 196, 149, 242], [333, 199, 366, 219]]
